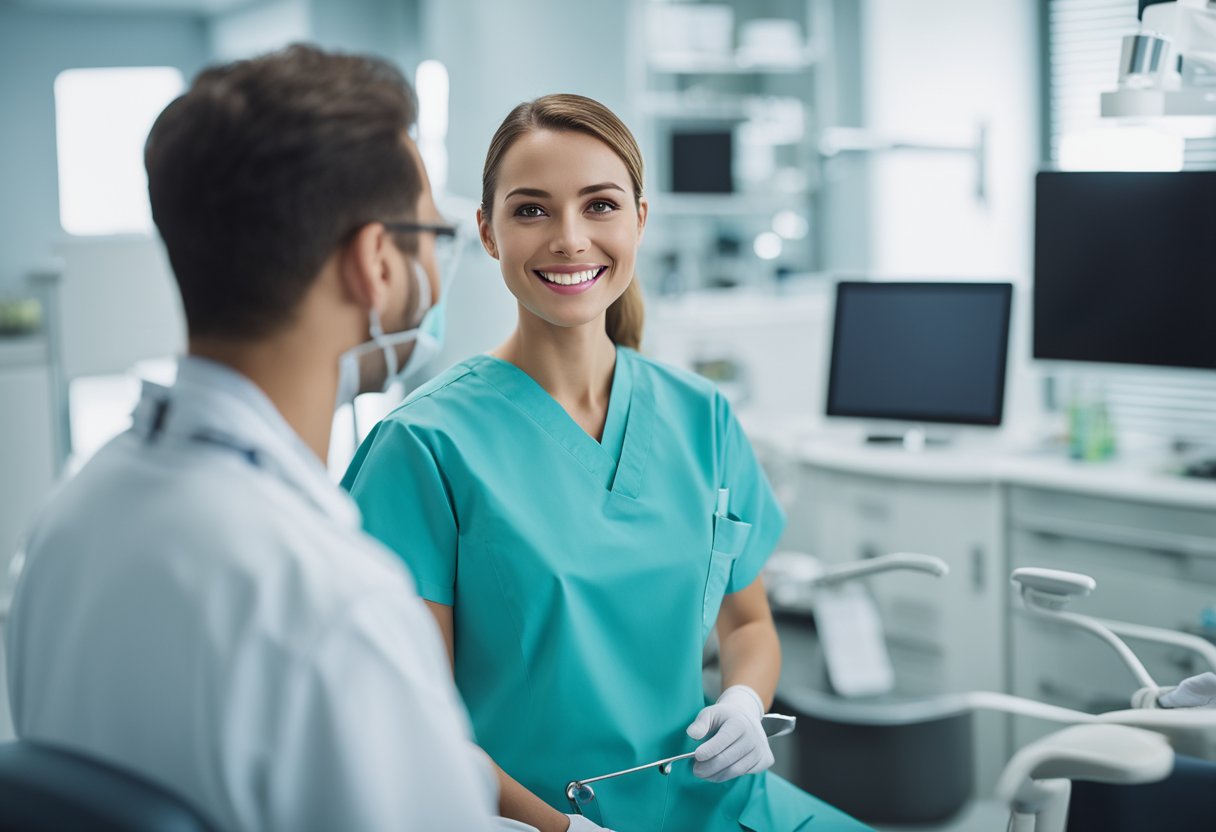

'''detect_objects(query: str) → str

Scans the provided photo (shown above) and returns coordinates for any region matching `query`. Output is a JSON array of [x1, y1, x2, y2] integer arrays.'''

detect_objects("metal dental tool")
[[564, 713, 796, 816]]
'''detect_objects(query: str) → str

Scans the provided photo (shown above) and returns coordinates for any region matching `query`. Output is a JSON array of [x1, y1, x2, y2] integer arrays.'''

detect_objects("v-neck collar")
[[471, 346, 653, 498]]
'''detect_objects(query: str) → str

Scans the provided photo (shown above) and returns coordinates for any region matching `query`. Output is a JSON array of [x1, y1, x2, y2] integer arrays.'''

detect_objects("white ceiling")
[[8, 0, 262, 14]]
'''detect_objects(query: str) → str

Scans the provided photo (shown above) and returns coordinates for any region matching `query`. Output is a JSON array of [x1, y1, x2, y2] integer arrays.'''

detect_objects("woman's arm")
[[714, 577, 780, 708], [424, 601, 573, 832]]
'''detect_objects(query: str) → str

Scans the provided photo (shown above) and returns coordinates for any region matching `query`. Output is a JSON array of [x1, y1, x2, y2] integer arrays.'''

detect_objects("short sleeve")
[[341, 418, 458, 605], [716, 394, 786, 594]]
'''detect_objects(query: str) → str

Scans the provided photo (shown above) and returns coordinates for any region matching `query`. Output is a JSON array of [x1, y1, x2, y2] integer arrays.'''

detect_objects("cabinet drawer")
[[1010, 486, 1216, 548], [1011, 523, 1216, 601]]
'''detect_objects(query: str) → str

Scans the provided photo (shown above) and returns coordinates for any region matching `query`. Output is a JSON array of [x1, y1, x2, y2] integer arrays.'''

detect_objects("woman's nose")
[[550, 213, 589, 256]]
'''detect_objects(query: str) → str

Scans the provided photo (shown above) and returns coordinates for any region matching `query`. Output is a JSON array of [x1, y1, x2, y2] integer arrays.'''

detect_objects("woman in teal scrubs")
[[343, 94, 870, 832]]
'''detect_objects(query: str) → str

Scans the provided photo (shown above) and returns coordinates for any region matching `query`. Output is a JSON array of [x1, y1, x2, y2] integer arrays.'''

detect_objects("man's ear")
[[341, 222, 392, 312], [477, 207, 500, 261]]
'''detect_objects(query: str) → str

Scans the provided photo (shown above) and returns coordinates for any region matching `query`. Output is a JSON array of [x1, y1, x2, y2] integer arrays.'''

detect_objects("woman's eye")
[[587, 200, 618, 214], [515, 205, 546, 218]]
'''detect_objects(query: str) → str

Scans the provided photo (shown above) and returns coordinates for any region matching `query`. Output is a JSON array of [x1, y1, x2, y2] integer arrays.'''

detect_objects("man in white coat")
[[5, 45, 517, 832]]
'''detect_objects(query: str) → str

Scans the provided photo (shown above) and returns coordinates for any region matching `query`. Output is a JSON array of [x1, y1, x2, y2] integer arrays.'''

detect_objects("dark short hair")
[[145, 44, 420, 339]]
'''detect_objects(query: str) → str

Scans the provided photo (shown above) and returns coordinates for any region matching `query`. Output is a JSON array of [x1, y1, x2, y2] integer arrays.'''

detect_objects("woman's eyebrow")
[[503, 182, 627, 200], [578, 182, 626, 196], [504, 187, 550, 199]]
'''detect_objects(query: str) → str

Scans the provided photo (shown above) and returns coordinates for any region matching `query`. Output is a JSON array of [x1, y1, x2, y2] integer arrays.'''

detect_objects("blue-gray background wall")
[[0, 8, 210, 295]]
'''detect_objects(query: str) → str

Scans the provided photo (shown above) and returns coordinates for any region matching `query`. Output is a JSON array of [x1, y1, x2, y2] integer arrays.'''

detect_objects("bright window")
[[54, 67, 185, 236], [415, 59, 449, 193]]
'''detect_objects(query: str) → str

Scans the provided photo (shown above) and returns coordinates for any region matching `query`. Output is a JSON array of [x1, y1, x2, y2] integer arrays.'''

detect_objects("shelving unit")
[[627, 0, 839, 293], [645, 51, 818, 75], [648, 190, 809, 218]]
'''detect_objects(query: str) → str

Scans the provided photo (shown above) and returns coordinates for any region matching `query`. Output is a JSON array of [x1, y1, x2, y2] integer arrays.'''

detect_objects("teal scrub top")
[[343, 347, 871, 832]]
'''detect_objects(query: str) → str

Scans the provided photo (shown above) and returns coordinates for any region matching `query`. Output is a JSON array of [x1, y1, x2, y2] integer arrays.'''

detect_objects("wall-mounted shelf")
[[641, 92, 806, 123], [650, 191, 809, 217], [647, 50, 817, 76], [818, 125, 990, 204]]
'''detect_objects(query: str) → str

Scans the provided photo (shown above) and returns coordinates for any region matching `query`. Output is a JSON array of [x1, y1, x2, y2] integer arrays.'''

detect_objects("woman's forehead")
[[497, 129, 630, 196]]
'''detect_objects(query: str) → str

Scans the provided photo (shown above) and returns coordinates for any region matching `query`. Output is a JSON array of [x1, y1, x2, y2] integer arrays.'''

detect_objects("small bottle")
[[1067, 379, 1088, 461], [1088, 382, 1116, 461]]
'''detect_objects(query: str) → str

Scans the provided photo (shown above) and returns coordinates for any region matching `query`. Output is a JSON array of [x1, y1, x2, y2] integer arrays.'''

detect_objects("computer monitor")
[[669, 130, 733, 194], [1033, 171, 1216, 372], [825, 281, 1013, 436]]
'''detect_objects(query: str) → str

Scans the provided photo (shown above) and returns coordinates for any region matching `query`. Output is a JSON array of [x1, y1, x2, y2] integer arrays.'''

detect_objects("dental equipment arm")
[[765, 551, 949, 607], [1097, 617, 1216, 677], [812, 552, 949, 587], [1012, 567, 1158, 691]]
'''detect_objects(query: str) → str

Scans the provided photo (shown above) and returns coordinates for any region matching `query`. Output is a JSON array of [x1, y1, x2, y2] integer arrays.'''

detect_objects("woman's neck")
[[493, 315, 618, 427]]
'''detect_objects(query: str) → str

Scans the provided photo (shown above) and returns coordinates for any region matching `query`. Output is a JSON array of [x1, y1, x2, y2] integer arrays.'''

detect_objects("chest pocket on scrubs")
[[702, 514, 752, 642]]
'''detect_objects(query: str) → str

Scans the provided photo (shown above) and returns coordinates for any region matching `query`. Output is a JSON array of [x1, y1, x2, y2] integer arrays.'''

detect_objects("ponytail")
[[606, 278, 644, 350]]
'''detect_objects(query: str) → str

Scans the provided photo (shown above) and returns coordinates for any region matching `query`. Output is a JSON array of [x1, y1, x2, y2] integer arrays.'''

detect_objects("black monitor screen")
[[670, 130, 733, 194], [1034, 171, 1216, 371], [826, 282, 1013, 425]]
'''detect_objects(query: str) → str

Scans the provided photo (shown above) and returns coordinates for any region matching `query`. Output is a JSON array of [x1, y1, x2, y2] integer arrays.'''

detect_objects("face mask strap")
[[411, 259, 432, 323], [368, 308, 399, 380]]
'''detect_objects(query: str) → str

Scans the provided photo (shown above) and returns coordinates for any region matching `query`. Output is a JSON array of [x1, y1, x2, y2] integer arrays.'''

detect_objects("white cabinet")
[[785, 463, 1006, 693], [1008, 486, 1216, 749], [0, 335, 57, 742], [0, 337, 56, 593], [778, 456, 1007, 792]]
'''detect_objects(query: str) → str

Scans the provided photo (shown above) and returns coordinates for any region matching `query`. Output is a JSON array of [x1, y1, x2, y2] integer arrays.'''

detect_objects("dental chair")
[[0, 740, 215, 832], [764, 556, 1216, 828], [1007, 567, 1216, 831], [997, 723, 1173, 832], [1067, 752, 1216, 831]]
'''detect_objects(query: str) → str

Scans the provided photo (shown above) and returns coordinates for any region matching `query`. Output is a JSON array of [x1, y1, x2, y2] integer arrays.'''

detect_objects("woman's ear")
[[477, 207, 500, 261], [342, 222, 393, 312], [636, 196, 649, 245]]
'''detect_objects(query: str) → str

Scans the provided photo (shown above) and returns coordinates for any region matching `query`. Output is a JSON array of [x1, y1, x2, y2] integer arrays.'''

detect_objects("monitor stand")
[[864, 426, 951, 452]]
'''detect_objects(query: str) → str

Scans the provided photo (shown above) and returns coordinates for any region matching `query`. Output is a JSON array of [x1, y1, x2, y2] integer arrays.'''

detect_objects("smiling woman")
[[479, 96, 646, 352], [342, 94, 872, 832]]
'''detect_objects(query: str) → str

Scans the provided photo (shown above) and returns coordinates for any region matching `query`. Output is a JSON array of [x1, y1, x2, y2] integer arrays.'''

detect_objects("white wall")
[[860, 0, 1042, 436], [208, 0, 310, 61], [861, 0, 1039, 281]]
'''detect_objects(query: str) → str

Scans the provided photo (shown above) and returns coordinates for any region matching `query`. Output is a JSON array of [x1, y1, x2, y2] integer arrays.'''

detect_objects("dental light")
[[1101, 0, 1216, 131]]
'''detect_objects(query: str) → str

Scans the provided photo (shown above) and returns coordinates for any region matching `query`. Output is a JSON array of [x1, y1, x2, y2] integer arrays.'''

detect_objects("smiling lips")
[[534, 265, 606, 295]]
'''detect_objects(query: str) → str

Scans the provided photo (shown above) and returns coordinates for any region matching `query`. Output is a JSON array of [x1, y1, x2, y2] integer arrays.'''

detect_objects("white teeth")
[[539, 268, 600, 285]]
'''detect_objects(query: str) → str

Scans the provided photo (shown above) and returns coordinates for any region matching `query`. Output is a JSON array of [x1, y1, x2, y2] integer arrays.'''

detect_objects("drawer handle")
[[1017, 512, 1216, 560]]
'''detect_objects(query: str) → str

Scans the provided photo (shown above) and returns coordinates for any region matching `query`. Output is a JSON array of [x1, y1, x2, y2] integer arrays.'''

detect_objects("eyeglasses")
[[383, 220, 460, 266]]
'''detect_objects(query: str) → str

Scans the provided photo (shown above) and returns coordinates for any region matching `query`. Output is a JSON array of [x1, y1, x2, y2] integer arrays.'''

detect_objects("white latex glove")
[[1159, 672, 1216, 708], [686, 684, 773, 783], [564, 814, 617, 831], [494, 820, 541, 832]]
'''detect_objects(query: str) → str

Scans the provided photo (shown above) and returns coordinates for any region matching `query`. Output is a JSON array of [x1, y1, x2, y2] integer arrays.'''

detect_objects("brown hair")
[[480, 94, 645, 350], [145, 44, 420, 339]]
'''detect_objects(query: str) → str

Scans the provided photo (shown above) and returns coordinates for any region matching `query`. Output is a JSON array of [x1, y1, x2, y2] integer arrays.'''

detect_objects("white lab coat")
[[5, 357, 499, 832]]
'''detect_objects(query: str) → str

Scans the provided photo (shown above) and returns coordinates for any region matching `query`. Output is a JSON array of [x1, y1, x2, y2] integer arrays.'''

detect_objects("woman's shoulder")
[[624, 347, 725, 406], [381, 354, 502, 429]]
